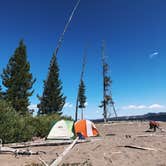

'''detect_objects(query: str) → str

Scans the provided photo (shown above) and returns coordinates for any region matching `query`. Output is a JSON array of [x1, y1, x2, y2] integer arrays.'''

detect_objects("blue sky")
[[0, 0, 166, 119]]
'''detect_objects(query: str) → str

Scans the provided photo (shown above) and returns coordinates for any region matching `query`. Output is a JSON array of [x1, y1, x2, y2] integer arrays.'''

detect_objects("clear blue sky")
[[0, 0, 166, 119]]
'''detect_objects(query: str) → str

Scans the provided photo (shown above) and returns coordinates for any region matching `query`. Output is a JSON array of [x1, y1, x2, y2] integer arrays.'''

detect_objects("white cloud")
[[149, 51, 159, 59], [121, 105, 137, 110], [148, 104, 165, 109], [64, 102, 73, 108], [85, 102, 88, 106], [137, 105, 147, 109], [28, 104, 38, 110], [64, 102, 88, 108], [121, 104, 166, 110]]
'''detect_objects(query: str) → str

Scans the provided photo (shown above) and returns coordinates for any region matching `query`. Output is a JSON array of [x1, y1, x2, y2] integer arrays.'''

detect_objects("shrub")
[[0, 99, 74, 143], [0, 100, 35, 143], [0, 100, 19, 143], [33, 114, 72, 138]]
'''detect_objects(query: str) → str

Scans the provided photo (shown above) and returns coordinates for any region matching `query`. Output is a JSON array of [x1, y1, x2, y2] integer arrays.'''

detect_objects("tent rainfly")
[[47, 120, 74, 140], [74, 119, 99, 138]]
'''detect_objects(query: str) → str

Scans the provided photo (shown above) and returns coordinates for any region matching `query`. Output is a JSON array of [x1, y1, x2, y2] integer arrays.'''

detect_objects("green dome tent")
[[47, 120, 74, 140]]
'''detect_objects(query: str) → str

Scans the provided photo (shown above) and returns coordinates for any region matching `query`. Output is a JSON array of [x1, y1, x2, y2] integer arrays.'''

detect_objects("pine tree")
[[78, 79, 86, 119], [75, 51, 86, 121], [37, 54, 66, 115], [0, 85, 3, 99], [1, 40, 35, 115]]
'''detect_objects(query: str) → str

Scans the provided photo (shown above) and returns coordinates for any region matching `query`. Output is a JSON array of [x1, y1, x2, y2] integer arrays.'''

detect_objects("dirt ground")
[[1, 121, 166, 166]]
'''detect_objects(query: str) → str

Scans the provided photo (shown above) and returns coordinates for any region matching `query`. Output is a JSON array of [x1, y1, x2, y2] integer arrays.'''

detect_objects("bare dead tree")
[[75, 50, 86, 121], [100, 41, 117, 122]]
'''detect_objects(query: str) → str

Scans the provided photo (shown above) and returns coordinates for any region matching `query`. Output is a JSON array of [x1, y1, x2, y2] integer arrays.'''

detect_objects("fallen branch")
[[50, 137, 79, 166], [7, 140, 72, 148], [110, 151, 122, 155], [92, 144, 101, 151], [0, 147, 16, 154], [39, 157, 48, 166], [105, 134, 116, 136], [0, 146, 45, 155], [123, 145, 157, 151], [136, 134, 166, 137], [7, 139, 88, 148]]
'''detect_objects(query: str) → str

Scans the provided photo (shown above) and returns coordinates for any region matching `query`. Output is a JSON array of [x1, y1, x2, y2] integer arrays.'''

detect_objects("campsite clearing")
[[1, 121, 166, 166]]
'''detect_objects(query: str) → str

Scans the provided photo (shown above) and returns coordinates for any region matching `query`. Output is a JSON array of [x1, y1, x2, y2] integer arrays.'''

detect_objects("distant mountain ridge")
[[92, 112, 166, 123]]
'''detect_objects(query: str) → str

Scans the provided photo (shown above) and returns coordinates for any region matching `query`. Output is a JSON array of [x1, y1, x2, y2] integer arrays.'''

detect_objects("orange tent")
[[74, 120, 99, 138]]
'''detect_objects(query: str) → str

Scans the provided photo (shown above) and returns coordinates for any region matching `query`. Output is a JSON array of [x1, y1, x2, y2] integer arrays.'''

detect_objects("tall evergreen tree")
[[78, 79, 86, 119], [37, 54, 66, 115], [1, 40, 35, 115], [0, 85, 3, 99], [75, 51, 86, 121]]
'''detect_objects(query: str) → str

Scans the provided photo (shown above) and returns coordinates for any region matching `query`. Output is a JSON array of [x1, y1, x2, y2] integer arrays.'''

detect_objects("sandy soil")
[[1, 121, 166, 166]]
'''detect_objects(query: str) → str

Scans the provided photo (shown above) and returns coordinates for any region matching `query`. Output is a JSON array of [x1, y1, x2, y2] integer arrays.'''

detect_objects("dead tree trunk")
[[75, 51, 86, 121], [100, 41, 117, 122]]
